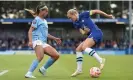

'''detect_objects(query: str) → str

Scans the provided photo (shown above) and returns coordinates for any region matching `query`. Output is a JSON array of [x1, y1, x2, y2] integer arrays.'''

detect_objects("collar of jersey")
[[75, 15, 80, 22]]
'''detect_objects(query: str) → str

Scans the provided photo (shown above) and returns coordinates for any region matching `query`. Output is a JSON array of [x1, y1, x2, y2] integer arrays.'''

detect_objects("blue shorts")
[[88, 30, 103, 44]]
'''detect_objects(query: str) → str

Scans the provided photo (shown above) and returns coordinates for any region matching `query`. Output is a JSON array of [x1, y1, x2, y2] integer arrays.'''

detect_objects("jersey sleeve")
[[31, 19, 38, 28], [81, 10, 92, 18]]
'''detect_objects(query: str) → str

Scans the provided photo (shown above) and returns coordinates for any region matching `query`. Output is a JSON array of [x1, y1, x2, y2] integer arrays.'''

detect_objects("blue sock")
[[44, 57, 56, 69], [29, 59, 39, 72]]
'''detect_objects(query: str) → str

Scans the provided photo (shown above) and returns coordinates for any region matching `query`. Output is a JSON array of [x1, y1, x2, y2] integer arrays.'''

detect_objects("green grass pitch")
[[0, 54, 133, 80]]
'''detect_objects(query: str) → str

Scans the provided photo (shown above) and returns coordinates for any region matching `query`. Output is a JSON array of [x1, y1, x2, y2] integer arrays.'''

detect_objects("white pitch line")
[[0, 70, 9, 76]]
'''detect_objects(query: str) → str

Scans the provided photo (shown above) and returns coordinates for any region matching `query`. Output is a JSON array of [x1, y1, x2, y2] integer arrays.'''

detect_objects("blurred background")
[[0, 1, 132, 55]]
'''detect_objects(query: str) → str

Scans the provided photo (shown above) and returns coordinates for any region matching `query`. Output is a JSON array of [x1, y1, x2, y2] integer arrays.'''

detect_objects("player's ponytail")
[[25, 5, 48, 17], [25, 8, 37, 17]]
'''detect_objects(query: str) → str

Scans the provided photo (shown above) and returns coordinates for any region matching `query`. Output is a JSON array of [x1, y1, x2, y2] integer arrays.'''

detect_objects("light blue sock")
[[29, 59, 39, 72], [44, 57, 56, 69]]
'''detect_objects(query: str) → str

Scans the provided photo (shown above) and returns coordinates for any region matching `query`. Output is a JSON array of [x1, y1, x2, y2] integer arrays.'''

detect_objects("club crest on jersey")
[[33, 19, 37, 24], [82, 20, 84, 22]]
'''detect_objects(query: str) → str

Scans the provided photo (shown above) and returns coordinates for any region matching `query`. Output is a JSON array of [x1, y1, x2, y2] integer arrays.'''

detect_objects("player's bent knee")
[[53, 53, 60, 60], [76, 48, 82, 52], [55, 53, 60, 60], [37, 56, 44, 62], [37, 58, 43, 62]]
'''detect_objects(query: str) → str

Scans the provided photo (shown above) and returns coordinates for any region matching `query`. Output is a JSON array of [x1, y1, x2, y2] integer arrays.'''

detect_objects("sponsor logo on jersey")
[[33, 19, 37, 24]]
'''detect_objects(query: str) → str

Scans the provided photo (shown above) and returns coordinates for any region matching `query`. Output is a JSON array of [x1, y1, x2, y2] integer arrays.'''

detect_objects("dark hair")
[[25, 5, 48, 17], [35, 5, 48, 15]]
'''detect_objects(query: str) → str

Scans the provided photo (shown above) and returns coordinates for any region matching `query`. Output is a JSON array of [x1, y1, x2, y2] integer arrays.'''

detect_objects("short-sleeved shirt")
[[73, 11, 103, 44], [31, 16, 48, 43], [73, 11, 101, 33]]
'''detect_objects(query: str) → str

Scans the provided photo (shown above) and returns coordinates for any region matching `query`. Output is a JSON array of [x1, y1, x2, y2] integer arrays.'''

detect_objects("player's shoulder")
[[44, 19, 47, 23], [34, 16, 40, 21], [80, 11, 90, 14], [79, 11, 91, 18], [32, 16, 39, 21], [33, 16, 44, 24]]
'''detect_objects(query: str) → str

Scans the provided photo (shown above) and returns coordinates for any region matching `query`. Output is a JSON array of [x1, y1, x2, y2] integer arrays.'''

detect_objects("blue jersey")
[[31, 16, 48, 43], [73, 11, 101, 32], [73, 11, 103, 44]]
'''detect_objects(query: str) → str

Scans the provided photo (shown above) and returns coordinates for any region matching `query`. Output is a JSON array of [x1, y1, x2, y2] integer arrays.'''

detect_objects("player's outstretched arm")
[[25, 8, 37, 17], [90, 10, 114, 19], [48, 34, 62, 45], [48, 34, 57, 40]]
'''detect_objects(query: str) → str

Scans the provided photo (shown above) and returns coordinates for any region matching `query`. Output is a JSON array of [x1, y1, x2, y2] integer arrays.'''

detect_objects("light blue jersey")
[[31, 16, 48, 43]]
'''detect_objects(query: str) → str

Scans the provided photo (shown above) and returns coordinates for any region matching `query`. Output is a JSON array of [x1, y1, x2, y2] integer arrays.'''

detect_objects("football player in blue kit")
[[67, 9, 114, 77], [25, 5, 61, 78]]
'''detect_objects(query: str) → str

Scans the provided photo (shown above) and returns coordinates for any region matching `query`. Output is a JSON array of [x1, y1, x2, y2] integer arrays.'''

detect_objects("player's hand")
[[80, 27, 90, 35], [84, 27, 90, 33], [108, 14, 115, 19], [54, 38, 62, 45], [28, 42, 33, 48]]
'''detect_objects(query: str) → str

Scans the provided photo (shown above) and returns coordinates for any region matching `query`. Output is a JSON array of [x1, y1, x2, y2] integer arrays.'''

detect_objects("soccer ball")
[[90, 67, 101, 78]]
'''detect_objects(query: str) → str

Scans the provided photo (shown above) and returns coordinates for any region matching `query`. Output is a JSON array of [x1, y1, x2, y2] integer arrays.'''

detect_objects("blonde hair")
[[67, 9, 78, 15]]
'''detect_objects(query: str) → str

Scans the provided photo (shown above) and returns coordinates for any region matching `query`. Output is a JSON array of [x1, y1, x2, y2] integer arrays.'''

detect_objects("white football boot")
[[71, 70, 82, 77], [100, 58, 106, 70], [25, 72, 36, 78], [39, 67, 46, 76]]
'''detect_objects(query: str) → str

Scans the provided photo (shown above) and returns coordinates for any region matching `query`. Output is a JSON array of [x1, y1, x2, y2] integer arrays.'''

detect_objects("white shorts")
[[32, 40, 50, 49]]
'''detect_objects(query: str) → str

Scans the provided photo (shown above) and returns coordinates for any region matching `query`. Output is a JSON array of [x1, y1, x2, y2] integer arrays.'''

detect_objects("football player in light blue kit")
[[25, 5, 61, 78], [67, 9, 114, 77]]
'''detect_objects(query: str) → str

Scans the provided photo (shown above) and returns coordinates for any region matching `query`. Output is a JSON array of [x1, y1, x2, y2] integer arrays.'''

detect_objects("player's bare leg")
[[25, 45, 44, 78], [39, 45, 60, 76], [82, 38, 106, 70], [71, 42, 84, 77]]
